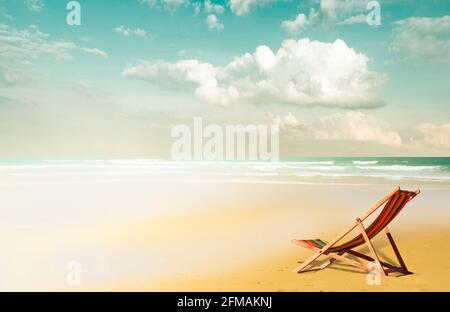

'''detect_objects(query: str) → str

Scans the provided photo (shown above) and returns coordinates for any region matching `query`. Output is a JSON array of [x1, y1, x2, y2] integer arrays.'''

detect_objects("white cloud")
[[273, 111, 402, 146], [415, 123, 450, 148], [312, 112, 402, 145], [272, 112, 300, 129], [139, 0, 188, 12], [123, 38, 385, 108], [307, 0, 338, 25], [0, 23, 107, 84], [81, 47, 109, 58], [3, 14, 14, 21], [229, 0, 275, 16], [284, 0, 374, 32], [391, 16, 450, 63], [314, 0, 370, 22], [139, 0, 158, 6], [0, 65, 29, 85], [25, 0, 44, 12], [231, 0, 386, 25], [231, 0, 365, 18], [205, 0, 224, 14], [114, 25, 147, 37], [123, 59, 238, 106], [0, 24, 107, 61], [206, 14, 224, 31], [163, 0, 188, 11], [339, 14, 367, 25], [193, 2, 201, 15], [0, 24, 76, 60], [281, 13, 308, 37]]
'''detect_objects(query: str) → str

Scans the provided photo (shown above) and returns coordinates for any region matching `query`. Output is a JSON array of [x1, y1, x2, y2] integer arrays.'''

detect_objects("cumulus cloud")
[[204, 0, 224, 14], [273, 111, 402, 146], [282, 13, 308, 37], [391, 16, 450, 63], [311, 0, 373, 24], [206, 14, 224, 31], [307, 0, 338, 25], [272, 112, 301, 129], [123, 38, 385, 108], [233, 0, 364, 20], [114, 25, 147, 37], [283, 0, 379, 33], [25, 0, 44, 12], [415, 122, 450, 148], [229, 0, 276, 16], [123, 59, 239, 106]]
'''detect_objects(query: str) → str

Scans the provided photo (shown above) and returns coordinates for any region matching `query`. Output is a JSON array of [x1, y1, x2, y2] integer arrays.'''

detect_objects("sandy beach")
[[0, 161, 449, 291], [148, 229, 450, 292], [1, 0, 449, 297]]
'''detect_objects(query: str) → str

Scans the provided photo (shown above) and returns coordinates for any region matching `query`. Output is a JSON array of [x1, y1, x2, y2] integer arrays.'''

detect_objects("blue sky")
[[0, 0, 449, 157]]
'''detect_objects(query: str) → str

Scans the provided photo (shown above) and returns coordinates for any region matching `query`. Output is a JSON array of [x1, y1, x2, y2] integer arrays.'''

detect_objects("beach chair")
[[292, 186, 420, 276]]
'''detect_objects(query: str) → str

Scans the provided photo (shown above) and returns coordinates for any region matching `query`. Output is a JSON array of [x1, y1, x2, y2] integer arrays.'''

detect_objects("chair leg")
[[325, 252, 373, 272], [293, 239, 373, 273], [293, 250, 323, 273], [346, 250, 396, 270], [293, 227, 411, 276], [319, 251, 344, 270], [356, 218, 386, 276], [292, 241, 344, 272], [294, 245, 378, 274], [384, 227, 412, 274]]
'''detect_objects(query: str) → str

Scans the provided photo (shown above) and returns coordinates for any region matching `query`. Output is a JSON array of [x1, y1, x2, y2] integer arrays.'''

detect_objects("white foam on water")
[[291, 161, 335, 165], [353, 160, 378, 165], [356, 165, 440, 171], [0, 159, 448, 184]]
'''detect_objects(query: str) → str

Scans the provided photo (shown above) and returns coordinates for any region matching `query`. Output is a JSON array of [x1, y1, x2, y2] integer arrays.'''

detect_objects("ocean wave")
[[294, 171, 450, 181], [0, 159, 448, 184], [292, 161, 335, 165], [299, 165, 345, 171], [352, 160, 378, 165], [355, 165, 441, 171]]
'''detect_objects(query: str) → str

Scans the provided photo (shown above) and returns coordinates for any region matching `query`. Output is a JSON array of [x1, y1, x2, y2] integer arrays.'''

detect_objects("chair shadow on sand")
[[297, 242, 403, 276]]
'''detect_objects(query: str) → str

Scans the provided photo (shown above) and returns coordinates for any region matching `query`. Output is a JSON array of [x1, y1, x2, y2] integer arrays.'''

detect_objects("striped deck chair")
[[292, 186, 420, 276]]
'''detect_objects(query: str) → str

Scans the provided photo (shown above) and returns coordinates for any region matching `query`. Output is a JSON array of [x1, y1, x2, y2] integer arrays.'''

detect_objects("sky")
[[0, 0, 449, 158]]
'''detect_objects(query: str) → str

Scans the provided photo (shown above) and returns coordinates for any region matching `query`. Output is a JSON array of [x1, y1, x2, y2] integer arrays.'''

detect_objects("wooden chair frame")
[[293, 186, 420, 276]]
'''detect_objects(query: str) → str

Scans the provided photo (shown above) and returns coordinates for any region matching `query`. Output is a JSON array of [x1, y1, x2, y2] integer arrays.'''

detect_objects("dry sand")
[[0, 178, 449, 291], [148, 229, 450, 292]]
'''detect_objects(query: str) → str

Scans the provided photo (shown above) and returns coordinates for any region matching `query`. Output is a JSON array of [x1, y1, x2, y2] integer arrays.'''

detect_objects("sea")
[[0, 157, 448, 184]]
